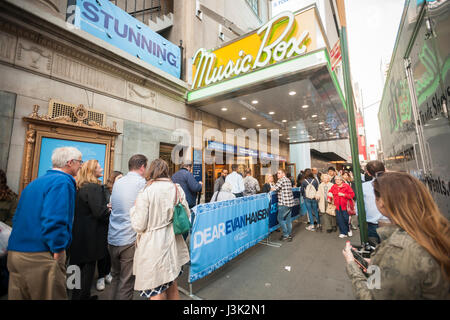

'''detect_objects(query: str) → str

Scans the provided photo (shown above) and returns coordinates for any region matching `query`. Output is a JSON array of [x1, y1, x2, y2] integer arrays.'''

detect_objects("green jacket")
[[346, 226, 449, 300], [0, 194, 18, 227]]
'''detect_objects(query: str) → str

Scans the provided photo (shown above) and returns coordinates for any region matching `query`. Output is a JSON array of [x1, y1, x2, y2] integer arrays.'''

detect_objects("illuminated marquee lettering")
[[192, 11, 311, 89]]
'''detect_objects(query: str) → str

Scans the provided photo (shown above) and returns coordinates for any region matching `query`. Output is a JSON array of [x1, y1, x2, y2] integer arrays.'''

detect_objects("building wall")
[[0, 0, 288, 194]]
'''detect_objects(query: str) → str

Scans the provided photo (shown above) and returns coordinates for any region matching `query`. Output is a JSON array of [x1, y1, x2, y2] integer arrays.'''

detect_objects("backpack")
[[305, 179, 317, 199]]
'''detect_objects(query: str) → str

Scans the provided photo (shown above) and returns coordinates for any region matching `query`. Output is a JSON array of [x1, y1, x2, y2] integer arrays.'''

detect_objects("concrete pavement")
[[2, 216, 361, 300]]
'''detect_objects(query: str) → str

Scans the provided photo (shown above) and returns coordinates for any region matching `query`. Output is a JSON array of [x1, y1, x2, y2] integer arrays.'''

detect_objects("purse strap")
[[172, 182, 181, 206]]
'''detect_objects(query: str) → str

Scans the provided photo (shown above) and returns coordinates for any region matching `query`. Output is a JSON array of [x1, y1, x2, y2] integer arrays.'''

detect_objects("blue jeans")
[[367, 222, 380, 243], [277, 205, 292, 238], [304, 198, 320, 225], [336, 207, 350, 235]]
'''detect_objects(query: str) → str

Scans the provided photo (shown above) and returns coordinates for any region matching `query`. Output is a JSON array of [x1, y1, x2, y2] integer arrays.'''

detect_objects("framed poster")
[[37, 137, 107, 181]]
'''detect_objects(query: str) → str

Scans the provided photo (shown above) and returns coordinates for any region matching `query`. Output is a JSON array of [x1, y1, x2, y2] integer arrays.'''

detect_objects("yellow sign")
[[192, 8, 320, 89]]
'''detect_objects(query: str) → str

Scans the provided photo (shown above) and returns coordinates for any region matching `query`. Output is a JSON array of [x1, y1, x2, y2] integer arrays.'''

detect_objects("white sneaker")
[[96, 278, 105, 291], [305, 225, 315, 231], [348, 231, 353, 237], [105, 273, 113, 284], [339, 234, 348, 238]]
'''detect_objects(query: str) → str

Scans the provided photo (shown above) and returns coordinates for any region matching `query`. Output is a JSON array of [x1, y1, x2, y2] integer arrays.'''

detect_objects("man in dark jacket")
[[171, 164, 203, 209], [213, 169, 228, 194]]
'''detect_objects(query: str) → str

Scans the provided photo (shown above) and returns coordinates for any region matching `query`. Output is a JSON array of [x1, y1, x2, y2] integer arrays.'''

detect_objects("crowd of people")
[[0, 146, 449, 300]]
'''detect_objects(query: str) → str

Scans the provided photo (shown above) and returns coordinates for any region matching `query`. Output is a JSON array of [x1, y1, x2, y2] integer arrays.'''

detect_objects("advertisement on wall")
[[68, 0, 181, 78]]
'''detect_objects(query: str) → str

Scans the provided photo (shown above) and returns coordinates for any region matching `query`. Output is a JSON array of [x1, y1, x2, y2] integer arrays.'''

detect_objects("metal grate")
[[48, 99, 106, 126]]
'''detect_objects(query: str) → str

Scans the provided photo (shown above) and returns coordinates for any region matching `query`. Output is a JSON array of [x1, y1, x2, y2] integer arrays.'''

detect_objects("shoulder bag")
[[172, 183, 191, 235]]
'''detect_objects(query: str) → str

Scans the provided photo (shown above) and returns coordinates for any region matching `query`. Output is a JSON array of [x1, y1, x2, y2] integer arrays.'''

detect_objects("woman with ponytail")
[[343, 171, 449, 299]]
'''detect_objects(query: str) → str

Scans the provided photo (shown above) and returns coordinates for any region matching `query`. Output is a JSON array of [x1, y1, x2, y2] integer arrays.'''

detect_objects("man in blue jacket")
[[7, 146, 82, 300], [171, 163, 202, 209]]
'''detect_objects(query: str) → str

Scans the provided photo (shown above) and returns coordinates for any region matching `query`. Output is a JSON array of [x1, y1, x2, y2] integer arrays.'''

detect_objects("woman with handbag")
[[329, 175, 354, 238], [316, 174, 336, 233], [130, 159, 190, 300]]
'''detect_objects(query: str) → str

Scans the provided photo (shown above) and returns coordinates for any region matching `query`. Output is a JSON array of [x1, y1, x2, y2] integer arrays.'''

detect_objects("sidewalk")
[[1, 217, 360, 300], [177, 217, 359, 300]]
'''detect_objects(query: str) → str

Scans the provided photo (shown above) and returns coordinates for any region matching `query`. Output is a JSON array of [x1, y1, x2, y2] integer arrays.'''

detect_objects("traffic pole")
[[339, 25, 368, 245]]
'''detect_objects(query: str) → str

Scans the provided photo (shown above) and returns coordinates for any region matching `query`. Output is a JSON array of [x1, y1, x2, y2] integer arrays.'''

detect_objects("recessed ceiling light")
[[292, 126, 296, 129], [300, 131, 304, 134], [256, 124, 261, 127], [241, 117, 247, 120], [302, 105, 309, 109], [319, 121, 324, 125], [282, 119, 287, 123], [325, 127, 331, 131], [269, 111, 275, 115], [311, 114, 318, 118], [289, 91, 296, 96], [221, 107, 228, 111], [287, 137, 290, 140], [251, 100, 258, 104]]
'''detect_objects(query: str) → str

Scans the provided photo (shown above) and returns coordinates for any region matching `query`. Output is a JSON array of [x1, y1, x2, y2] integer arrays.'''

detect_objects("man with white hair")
[[7, 146, 82, 300]]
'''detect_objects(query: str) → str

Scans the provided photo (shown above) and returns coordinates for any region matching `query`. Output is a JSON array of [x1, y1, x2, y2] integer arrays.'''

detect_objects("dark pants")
[[336, 208, 350, 236], [108, 243, 135, 300], [71, 261, 96, 300], [367, 222, 380, 244], [0, 255, 9, 296], [97, 250, 111, 279]]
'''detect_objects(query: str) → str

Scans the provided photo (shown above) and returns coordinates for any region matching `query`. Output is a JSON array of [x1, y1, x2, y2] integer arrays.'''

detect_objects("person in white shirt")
[[363, 160, 388, 244], [225, 164, 245, 197]]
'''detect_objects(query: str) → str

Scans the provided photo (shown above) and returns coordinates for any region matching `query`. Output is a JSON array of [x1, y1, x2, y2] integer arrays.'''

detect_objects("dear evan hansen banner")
[[189, 194, 270, 283], [70, 0, 181, 78]]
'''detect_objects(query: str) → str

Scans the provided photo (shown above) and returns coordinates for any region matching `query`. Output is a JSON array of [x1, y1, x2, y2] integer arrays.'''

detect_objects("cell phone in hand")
[[351, 248, 369, 273]]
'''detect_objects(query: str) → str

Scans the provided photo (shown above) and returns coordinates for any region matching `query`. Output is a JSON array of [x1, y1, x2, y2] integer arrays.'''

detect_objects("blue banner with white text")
[[72, 0, 181, 78], [189, 194, 270, 283]]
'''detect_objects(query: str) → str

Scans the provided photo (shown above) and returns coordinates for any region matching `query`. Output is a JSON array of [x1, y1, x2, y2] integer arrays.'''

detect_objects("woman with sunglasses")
[[343, 172, 450, 299]]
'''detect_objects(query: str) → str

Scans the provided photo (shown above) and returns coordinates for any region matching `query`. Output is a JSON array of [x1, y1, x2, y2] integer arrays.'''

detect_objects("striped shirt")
[[273, 176, 295, 207]]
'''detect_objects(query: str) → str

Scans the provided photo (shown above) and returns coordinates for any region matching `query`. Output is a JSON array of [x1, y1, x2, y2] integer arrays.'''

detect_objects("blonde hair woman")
[[316, 174, 336, 233], [262, 174, 275, 193], [130, 159, 190, 300], [70, 160, 110, 300], [343, 172, 450, 299]]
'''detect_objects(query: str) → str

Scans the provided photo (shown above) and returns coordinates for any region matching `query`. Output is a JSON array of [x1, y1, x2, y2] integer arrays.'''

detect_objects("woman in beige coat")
[[315, 174, 336, 233], [130, 159, 190, 300]]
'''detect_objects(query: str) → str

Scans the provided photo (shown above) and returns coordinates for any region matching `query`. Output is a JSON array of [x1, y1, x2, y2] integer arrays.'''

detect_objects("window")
[[246, 0, 259, 17]]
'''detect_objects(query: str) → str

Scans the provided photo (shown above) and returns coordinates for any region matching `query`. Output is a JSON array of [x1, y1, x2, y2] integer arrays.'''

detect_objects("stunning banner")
[[72, 0, 181, 78], [189, 194, 270, 283]]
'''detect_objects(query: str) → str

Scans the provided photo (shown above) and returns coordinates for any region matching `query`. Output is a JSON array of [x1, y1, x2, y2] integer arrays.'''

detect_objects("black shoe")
[[332, 227, 337, 232], [89, 295, 98, 300], [326, 229, 332, 233], [287, 236, 293, 242]]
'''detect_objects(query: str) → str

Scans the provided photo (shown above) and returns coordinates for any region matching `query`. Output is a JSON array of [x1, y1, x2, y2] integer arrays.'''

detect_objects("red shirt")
[[329, 183, 355, 211]]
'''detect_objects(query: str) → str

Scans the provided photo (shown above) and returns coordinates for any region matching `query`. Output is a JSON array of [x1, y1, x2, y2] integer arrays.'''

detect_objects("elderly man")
[[7, 147, 83, 300]]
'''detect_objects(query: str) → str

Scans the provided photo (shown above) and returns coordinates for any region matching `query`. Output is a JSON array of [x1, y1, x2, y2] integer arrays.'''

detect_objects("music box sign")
[[191, 8, 324, 89]]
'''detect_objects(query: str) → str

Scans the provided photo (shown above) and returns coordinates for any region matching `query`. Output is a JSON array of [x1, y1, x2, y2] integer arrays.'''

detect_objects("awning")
[[187, 48, 349, 144]]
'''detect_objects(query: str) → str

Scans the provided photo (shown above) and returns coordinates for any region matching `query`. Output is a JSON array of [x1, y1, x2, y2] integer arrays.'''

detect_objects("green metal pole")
[[340, 26, 368, 245]]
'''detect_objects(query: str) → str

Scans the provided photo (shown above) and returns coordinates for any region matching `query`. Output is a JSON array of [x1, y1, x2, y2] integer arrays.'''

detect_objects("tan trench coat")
[[315, 182, 334, 213], [130, 179, 190, 291]]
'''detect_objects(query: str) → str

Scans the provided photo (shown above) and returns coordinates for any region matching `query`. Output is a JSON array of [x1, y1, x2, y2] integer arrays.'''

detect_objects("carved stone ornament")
[[28, 104, 117, 133], [73, 104, 89, 124]]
